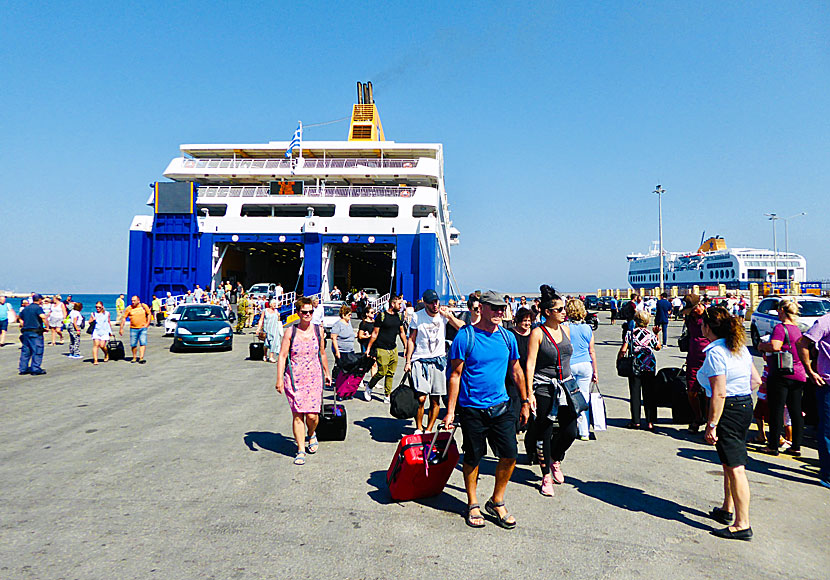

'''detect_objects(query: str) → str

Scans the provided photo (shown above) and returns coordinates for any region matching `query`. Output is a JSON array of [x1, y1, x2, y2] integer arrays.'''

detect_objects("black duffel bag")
[[390, 371, 420, 419]]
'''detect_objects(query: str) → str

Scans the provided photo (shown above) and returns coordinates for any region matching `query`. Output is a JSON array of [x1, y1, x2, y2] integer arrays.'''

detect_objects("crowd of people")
[[8, 281, 830, 539]]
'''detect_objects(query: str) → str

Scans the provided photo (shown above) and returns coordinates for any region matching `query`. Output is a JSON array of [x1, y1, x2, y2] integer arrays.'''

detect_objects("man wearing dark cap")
[[404, 289, 464, 433], [444, 290, 530, 529], [681, 293, 710, 432], [18, 294, 48, 375]]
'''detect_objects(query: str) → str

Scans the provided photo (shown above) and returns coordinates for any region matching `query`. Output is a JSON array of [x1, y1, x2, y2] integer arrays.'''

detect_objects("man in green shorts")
[[365, 295, 407, 403]]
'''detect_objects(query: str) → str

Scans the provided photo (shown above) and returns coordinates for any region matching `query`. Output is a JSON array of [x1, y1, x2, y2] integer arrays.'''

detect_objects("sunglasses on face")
[[551, 306, 566, 313], [427, 300, 439, 305], [471, 307, 480, 312], [490, 307, 507, 313], [300, 310, 313, 315]]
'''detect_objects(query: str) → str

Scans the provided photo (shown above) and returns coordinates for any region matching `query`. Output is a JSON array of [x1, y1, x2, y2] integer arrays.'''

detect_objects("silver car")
[[750, 295, 830, 347]]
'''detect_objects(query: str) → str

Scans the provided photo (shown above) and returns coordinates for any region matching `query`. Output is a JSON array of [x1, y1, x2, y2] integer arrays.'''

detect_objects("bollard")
[[749, 283, 759, 317], [670, 286, 678, 298]]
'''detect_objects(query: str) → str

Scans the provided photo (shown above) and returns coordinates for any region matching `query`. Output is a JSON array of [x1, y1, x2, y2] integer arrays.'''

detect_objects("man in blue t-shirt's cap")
[[444, 290, 530, 529]]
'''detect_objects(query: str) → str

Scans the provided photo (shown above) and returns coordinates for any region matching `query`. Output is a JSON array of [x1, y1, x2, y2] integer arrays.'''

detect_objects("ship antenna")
[[700, 230, 706, 246]]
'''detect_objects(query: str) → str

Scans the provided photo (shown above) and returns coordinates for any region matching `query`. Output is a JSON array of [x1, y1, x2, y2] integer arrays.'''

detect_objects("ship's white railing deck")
[[180, 157, 419, 170], [196, 185, 420, 199], [164, 291, 326, 321]]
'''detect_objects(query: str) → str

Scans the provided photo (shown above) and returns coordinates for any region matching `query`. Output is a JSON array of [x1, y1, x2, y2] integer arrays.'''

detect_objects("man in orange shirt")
[[119, 295, 152, 364]]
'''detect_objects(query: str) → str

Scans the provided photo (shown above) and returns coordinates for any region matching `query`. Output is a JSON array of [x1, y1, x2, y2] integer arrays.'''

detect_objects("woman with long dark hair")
[[525, 285, 579, 497], [698, 306, 761, 540]]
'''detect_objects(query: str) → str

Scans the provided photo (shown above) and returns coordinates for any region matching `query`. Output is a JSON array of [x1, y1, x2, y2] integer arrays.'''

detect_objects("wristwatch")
[[522, 398, 531, 405], [708, 422, 718, 429]]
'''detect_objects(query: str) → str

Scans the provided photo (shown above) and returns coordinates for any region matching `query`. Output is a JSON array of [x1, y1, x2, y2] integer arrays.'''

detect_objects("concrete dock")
[[1, 319, 828, 579]]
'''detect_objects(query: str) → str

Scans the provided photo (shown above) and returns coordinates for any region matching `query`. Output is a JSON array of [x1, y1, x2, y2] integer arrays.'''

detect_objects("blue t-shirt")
[[609, 299, 618, 310], [449, 325, 518, 409], [20, 304, 45, 331], [569, 323, 593, 364], [655, 299, 672, 324], [0, 303, 10, 321]]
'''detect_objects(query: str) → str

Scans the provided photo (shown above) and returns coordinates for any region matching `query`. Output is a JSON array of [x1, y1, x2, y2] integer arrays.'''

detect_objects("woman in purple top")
[[682, 294, 711, 433], [758, 299, 806, 456]]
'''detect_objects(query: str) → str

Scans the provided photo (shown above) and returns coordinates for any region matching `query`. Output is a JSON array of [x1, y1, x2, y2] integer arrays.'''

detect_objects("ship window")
[[349, 204, 399, 218], [413, 204, 437, 217], [731, 269, 735, 278], [700, 272, 704, 279], [709, 272, 713, 279], [274, 204, 335, 217], [672, 273, 676, 281], [196, 204, 227, 216], [240, 204, 272, 217]]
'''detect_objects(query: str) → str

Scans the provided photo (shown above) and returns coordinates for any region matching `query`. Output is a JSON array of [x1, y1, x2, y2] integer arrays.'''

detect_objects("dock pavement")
[[1, 318, 828, 580]]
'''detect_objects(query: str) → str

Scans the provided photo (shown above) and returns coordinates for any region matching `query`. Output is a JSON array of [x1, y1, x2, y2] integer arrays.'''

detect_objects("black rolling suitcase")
[[316, 399, 347, 441], [664, 368, 694, 424], [107, 340, 125, 361], [249, 341, 265, 361], [655, 367, 684, 408]]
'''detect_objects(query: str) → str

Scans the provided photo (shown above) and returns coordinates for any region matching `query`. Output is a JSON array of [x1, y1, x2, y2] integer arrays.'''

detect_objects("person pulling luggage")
[[403, 289, 463, 434], [444, 291, 530, 529]]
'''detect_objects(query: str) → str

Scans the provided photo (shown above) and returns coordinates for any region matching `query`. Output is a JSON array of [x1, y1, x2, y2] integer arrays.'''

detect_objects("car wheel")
[[750, 324, 760, 349]]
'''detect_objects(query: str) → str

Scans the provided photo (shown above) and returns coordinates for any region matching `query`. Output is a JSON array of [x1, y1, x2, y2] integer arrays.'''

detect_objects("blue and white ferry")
[[626, 236, 807, 290], [127, 84, 461, 306]]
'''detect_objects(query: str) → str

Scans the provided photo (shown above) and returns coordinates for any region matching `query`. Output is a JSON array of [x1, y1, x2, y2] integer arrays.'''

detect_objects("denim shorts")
[[0, 319, 7, 332], [130, 327, 148, 348]]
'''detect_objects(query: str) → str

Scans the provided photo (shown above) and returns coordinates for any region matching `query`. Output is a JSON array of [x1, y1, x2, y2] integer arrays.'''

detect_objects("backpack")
[[619, 300, 636, 322]]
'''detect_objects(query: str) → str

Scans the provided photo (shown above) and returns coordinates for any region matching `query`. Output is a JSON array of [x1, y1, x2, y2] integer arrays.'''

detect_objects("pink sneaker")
[[540, 474, 554, 496], [551, 461, 564, 484]]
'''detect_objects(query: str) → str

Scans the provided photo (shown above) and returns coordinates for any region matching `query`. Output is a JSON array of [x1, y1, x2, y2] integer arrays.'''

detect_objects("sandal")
[[484, 498, 516, 529], [306, 435, 319, 454], [293, 452, 306, 466], [465, 504, 485, 528]]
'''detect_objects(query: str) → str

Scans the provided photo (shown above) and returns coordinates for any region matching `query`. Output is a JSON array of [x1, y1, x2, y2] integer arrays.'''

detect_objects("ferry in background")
[[626, 236, 808, 291], [127, 82, 462, 305]]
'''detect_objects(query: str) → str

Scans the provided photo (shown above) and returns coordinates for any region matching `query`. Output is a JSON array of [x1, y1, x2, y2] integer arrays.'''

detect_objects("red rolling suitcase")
[[386, 425, 459, 501]]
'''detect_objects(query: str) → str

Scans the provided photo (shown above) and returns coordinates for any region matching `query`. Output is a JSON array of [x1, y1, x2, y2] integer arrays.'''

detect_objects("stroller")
[[333, 353, 374, 400]]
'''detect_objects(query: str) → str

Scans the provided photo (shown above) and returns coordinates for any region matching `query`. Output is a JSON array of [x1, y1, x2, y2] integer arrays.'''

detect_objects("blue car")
[[172, 305, 233, 352]]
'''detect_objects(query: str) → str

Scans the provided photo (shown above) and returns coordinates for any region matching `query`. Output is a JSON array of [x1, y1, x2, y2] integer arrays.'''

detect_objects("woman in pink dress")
[[276, 297, 332, 465]]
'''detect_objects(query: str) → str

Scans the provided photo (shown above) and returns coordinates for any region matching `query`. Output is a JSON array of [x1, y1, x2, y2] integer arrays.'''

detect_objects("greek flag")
[[285, 122, 302, 158]]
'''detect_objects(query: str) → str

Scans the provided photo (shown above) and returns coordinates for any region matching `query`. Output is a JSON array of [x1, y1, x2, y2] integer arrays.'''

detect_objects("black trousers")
[[531, 388, 578, 474], [767, 374, 805, 451], [628, 371, 657, 425]]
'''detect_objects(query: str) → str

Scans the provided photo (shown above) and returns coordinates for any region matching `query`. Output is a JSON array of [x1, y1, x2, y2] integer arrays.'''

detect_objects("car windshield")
[[249, 285, 269, 294], [364, 288, 378, 295], [798, 300, 828, 317], [181, 306, 227, 321]]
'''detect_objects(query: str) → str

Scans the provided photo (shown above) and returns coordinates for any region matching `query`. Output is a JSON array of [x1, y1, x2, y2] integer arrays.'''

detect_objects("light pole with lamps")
[[781, 212, 807, 283], [764, 213, 779, 282], [654, 185, 667, 292]]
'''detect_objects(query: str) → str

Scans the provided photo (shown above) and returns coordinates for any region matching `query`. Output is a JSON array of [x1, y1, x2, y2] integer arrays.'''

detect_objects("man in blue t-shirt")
[[444, 290, 529, 529], [654, 292, 672, 345], [18, 293, 48, 375]]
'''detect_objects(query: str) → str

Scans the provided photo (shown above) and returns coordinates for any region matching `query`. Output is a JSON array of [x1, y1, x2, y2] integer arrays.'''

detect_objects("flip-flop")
[[465, 504, 485, 528], [307, 435, 319, 454], [485, 498, 516, 529], [293, 452, 306, 466]]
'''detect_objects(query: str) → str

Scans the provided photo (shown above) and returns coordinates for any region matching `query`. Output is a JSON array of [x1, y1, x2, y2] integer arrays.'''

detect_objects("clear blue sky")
[[2, 2, 828, 294]]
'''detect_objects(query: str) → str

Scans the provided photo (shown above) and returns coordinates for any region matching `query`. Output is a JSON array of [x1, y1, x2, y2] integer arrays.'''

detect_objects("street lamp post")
[[782, 212, 807, 282], [764, 213, 779, 282], [654, 185, 666, 292]]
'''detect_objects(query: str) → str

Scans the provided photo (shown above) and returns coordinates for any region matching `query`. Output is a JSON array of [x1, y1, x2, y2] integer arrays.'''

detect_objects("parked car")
[[750, 295, 830, 347], [362, 288, 381, 303], [321, 302, 347, 336], [164, 304, 187, 336], [247, 283, 279, 301], [584, 295, 599, 310], [171, 305, 234, 351]]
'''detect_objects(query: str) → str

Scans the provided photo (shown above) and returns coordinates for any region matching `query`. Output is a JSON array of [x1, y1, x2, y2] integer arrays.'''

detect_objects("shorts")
[[412, 358, 447, 396], [130, 327, 148, 348], [715, 394, 753, 467], [48, 317, 63, 329], [610, 310, 618, 321], [458, 401, 518, 467], [0, 319, 7, 332]]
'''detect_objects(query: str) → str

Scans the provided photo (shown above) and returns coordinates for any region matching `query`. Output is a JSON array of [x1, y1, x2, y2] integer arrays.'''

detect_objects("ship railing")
[[197, 185, 419, 198], [368, 293, 390, 311], [181, 157, 418, 170]]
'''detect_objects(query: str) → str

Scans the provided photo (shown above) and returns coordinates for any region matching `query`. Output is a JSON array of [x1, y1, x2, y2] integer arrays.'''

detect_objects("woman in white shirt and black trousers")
[[697, 306, 761, 541]]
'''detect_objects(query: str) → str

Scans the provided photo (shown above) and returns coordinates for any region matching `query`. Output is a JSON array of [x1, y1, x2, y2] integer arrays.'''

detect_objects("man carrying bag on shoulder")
[[444, 291, 530, 529]]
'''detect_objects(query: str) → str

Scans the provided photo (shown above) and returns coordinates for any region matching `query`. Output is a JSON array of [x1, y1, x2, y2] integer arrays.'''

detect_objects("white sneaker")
[[414, 429, 424, 435], [363, 387, 372, 402], [383, 396, 390, 404]]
